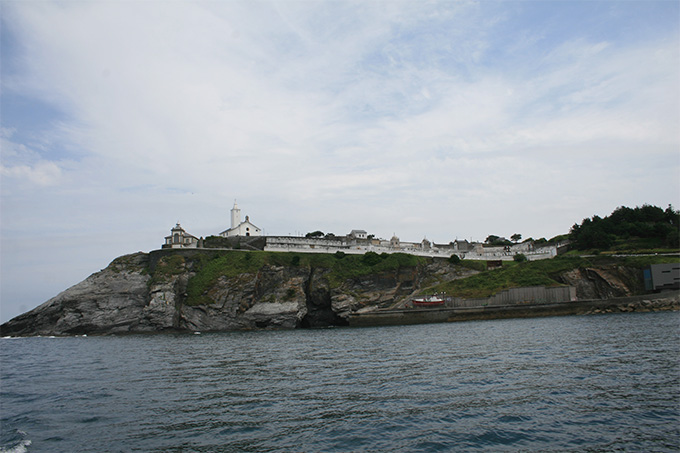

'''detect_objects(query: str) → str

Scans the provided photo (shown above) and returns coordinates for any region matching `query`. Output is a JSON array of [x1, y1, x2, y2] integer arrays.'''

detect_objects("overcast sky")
[[1, 1, 678, 322]]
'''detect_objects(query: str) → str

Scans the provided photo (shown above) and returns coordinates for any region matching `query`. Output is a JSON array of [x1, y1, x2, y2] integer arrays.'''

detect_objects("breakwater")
[[350, 292, 680, 327]]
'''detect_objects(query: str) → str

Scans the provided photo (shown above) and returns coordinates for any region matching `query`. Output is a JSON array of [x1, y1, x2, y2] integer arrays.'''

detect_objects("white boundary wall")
[[264, 236, 561, 261]]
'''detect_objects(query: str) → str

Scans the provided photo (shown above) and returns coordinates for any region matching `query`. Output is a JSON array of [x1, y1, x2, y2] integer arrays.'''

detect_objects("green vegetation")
[[458, 260, 486, 272], [513, 253, 528, 262], [485, 235, 513, 246], [150, 255, 186, 285], [570, 204, 679, 252], [528, 234, 569, 247], [109, 253, 148, 274], [283, 288, 297, 301], [183, 250, 428, 305], [430, 254, 677, 299], [430, 257, 577, 298]]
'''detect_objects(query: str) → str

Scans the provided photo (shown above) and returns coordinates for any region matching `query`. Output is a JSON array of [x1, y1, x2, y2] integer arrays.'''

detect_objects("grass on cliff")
[[149, 254, 186, 285], [162, 248, 678, 305], [430, 254, 679, 299], [184, 250, 428, 305]]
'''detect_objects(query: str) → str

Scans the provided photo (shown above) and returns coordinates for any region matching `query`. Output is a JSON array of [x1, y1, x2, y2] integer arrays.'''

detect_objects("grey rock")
[[2, 249, 674, 337], [1, 253, 152, 336]]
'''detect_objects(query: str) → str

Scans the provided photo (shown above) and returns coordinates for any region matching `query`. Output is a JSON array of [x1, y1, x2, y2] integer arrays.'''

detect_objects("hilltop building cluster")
[[164, 201, 262, 248], [162, 201, 563, 261]]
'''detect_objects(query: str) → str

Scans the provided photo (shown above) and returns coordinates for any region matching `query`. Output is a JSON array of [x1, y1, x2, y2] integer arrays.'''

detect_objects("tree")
[[448, 254, 461, 264], [485, 235, 512, 246], [305, 231, 324, 238], [485, 235, 500, 244], [569, 204, 679, 250], [362, 251, 382, 266], [513, 253, 527, 262], [665, 204, 680, 226], [511, 233, 522, 243]]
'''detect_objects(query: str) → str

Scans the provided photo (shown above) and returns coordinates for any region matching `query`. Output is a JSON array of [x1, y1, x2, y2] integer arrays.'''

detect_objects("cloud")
[[0, 128, 64, 186], [0, 161, 62, 186], [1, 1, 679, 322]]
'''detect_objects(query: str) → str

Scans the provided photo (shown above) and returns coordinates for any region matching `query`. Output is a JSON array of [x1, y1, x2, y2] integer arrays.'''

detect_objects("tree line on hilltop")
[[569, 204, 679, 251]]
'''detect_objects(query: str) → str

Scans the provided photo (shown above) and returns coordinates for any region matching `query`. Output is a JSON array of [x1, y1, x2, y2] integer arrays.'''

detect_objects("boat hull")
[[412, 296, 445, 307]]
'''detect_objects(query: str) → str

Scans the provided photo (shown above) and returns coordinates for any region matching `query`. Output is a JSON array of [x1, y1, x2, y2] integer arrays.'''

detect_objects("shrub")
[[448, 254, 461, 264], [513, 253, 528, 263], [362, 251, 382, 266]]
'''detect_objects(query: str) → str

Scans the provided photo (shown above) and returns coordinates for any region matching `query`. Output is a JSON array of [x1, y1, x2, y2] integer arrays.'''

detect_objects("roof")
[[219, 219, 261, 235]]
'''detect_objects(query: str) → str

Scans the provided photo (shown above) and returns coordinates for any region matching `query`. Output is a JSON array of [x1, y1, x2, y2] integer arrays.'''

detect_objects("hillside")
[[430, 254, 679, 299], [1, 247, 677, 336]]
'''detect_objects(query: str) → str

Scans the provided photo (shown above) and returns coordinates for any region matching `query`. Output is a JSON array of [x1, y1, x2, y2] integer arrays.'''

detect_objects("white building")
[[220, 201, 262, 237], [349, 229, 368, 239], [163, 223, 199, 248]]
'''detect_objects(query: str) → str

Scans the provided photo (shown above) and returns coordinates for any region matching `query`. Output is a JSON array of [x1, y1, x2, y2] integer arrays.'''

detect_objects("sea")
[[1, 311, 679, 452]]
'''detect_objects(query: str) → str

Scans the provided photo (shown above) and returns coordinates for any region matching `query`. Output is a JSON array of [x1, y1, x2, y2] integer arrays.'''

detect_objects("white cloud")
[[0, 161, 62, 186], [0, 129, 64, 186], [1, 1, 679, 321]]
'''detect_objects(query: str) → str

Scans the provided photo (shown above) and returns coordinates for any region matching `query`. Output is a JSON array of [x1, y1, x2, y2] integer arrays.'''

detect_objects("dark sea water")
[[2, 312, 679, 452]]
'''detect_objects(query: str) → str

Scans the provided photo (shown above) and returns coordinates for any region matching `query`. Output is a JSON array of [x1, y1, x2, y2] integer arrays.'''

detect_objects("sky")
[[1, 0, 678, 322]]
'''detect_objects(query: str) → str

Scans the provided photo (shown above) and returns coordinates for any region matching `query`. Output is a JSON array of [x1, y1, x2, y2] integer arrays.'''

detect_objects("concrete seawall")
[[349, 291, 680, 327]]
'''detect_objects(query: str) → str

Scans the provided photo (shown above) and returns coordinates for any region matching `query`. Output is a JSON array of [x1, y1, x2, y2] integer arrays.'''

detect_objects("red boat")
[[412, 295, 445, 307]]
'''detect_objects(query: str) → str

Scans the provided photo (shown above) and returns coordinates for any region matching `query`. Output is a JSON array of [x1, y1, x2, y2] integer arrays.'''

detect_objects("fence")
[[447, 286, 576, 308]]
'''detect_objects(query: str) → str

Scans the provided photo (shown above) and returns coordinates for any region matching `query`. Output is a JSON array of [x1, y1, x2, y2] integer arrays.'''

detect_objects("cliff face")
[[0, 250, 670, 337], [557, 266, 645, 299], [0, 251, 466, 336], [1, 253, 154, 336]]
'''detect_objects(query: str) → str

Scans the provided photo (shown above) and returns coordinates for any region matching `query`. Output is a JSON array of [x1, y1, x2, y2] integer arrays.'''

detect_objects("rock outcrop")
[[1, 250, 675, 336], [1, 253, 154, 336], [557, 265, 644, 299], [0, 250, 467, 336]]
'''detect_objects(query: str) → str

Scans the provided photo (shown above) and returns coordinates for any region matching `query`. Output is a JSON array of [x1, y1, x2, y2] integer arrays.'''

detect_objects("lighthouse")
[[220, 200, 262, 237], [230, 200, 241, 229]]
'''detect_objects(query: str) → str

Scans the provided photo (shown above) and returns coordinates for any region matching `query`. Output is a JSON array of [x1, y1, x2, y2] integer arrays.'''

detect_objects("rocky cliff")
[[0, 250, 471, 336], [1, 250, 674, 336]]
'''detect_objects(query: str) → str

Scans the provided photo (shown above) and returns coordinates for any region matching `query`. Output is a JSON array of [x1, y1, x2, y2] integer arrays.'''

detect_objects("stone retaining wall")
[[350, 291, 680, 327]]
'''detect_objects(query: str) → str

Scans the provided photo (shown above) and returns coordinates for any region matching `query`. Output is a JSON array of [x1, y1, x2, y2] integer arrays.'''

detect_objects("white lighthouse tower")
[[230, 200, 241, 229], [220, 200, 262, 237]]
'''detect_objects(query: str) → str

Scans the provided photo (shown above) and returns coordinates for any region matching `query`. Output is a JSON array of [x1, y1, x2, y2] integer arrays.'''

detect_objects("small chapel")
[[219, 201, 262, 237], [163, 223, 199, 248]]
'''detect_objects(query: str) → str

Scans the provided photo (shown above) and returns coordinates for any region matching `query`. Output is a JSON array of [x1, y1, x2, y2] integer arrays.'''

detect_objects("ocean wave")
[[0, 439, 32, 453]]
